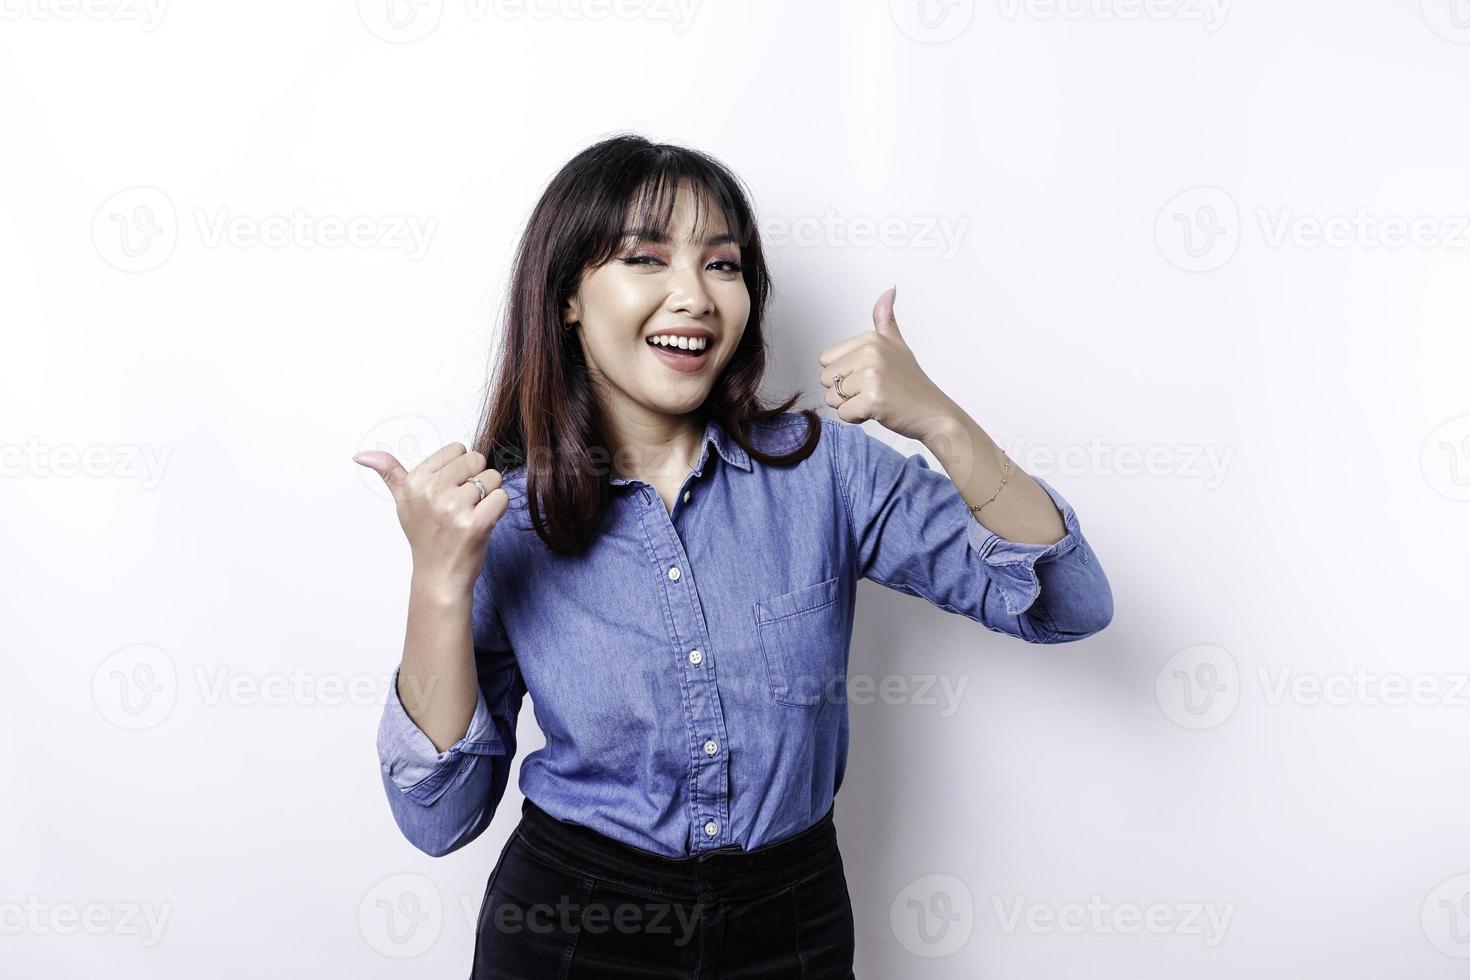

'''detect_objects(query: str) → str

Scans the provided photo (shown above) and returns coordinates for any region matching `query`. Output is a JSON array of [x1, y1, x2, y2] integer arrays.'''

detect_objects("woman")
[[354, 133, 1114, 978]]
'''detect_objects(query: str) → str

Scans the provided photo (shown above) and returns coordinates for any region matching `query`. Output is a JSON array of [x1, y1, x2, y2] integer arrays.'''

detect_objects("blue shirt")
[[376, 411, 1113, 858]]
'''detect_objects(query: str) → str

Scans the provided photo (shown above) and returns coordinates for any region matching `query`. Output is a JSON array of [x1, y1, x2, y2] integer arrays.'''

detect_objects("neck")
[[601, 406, 707, 484]]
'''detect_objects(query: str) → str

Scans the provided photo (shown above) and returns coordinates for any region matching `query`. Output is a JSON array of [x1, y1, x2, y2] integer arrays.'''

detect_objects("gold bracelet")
[[967, 449, 1012, 518]]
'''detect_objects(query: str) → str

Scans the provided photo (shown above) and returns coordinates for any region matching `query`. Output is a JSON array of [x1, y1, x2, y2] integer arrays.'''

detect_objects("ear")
[[872, 285, 906, 348], [563, 295, 581, 327]]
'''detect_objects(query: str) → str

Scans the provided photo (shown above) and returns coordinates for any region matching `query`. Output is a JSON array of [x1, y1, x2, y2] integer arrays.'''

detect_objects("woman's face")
[[564, 180, 750, 422]]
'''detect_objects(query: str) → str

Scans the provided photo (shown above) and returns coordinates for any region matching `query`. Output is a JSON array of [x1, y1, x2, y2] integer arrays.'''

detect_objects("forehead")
[[622, 179, 733, 244]]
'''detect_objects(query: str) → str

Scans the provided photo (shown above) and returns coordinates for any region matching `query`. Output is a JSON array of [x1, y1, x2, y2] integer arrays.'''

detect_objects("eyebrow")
[[620, 226, 741, 248]]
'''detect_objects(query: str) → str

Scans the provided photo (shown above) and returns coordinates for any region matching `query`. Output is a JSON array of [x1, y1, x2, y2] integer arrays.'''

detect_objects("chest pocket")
[[754, 576, 844, 707]]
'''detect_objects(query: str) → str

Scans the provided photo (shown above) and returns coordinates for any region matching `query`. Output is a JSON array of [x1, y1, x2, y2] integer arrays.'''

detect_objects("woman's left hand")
[[817, 286, 958, 443]]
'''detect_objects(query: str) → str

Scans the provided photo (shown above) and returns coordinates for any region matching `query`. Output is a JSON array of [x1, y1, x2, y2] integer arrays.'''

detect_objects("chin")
[[641, 385, 711, 414]]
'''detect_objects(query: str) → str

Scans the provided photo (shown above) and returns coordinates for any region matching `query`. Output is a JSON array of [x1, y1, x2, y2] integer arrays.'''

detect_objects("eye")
[[619, 253, 742, 272]]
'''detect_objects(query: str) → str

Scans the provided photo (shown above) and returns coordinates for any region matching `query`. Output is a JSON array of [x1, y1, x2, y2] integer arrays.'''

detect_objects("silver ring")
[[468, 476, 487, 502], [833, 373, 852, 400]]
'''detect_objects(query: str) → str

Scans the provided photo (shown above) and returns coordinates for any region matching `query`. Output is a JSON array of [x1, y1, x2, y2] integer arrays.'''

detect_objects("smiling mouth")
[[645, 336, 711, 358], [645, 338, 714, 372]]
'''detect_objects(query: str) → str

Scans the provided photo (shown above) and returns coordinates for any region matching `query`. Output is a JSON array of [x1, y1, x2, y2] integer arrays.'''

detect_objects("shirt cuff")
[[966, 475, 1084, 617], [377, 664, 505, 805]]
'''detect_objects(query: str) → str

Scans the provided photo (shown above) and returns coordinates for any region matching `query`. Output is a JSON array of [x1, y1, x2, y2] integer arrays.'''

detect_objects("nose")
[[666, 259, 714, 318]]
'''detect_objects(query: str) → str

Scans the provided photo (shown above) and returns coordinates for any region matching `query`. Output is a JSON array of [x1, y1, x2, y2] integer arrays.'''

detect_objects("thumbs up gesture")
[[353, 442, 510, 597], [817, 286, 958, 444]]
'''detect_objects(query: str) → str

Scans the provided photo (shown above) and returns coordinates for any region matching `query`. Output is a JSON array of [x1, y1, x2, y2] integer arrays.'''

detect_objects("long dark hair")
[[473, 133, 820, 555]]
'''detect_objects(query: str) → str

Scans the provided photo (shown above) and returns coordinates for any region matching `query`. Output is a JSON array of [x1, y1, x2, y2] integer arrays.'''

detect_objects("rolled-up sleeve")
[[827, 418, 1113, 644], [375, 570, 526, 856]]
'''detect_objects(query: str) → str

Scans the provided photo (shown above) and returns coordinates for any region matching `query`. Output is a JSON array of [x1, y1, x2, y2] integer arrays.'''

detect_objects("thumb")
[[872, 285, 905, 347], [353, 450, 408, 497]]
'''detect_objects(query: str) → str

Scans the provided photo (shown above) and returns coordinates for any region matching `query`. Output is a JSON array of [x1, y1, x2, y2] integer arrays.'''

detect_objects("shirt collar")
[[608, 415, 751, 486], [703, 414, 752, 473]]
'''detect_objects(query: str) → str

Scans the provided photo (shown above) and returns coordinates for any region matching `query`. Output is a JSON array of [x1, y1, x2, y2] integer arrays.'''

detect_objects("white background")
[[4, 1, 1469, 976]]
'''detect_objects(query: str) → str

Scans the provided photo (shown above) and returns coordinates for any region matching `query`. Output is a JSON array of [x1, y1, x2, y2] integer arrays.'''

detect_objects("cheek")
[[606, 279, 656, 316], [580, 269, 660, 331], [712, 279, 750, 320], [601, 271, 662, 312], [722, 295, 751, 347], [579, 290, 654, 365]]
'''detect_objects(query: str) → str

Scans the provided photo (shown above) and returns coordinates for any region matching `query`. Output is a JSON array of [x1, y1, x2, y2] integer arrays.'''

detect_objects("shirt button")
[[688, 649, 703, 665], [668, 566, 681, 581], [704, 820, 719, 837], [683, 489, 691, 503], [703, 738, 718, 756]]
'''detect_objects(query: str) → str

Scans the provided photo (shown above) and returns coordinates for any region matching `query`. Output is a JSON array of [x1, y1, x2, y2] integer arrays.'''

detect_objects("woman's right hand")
[[353, 441, 509, 595]]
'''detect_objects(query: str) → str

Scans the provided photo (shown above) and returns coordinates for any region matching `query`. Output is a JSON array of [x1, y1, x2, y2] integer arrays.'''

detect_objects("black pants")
[[471, 796, 856, 978]]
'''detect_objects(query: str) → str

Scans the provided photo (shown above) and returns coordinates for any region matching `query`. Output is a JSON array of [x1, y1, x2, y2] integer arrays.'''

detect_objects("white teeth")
[[647, 335, 708, 351]]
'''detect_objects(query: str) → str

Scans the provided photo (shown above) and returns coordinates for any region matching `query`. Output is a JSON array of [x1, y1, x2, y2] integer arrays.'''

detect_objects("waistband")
[[512, 797, 840, 903]]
